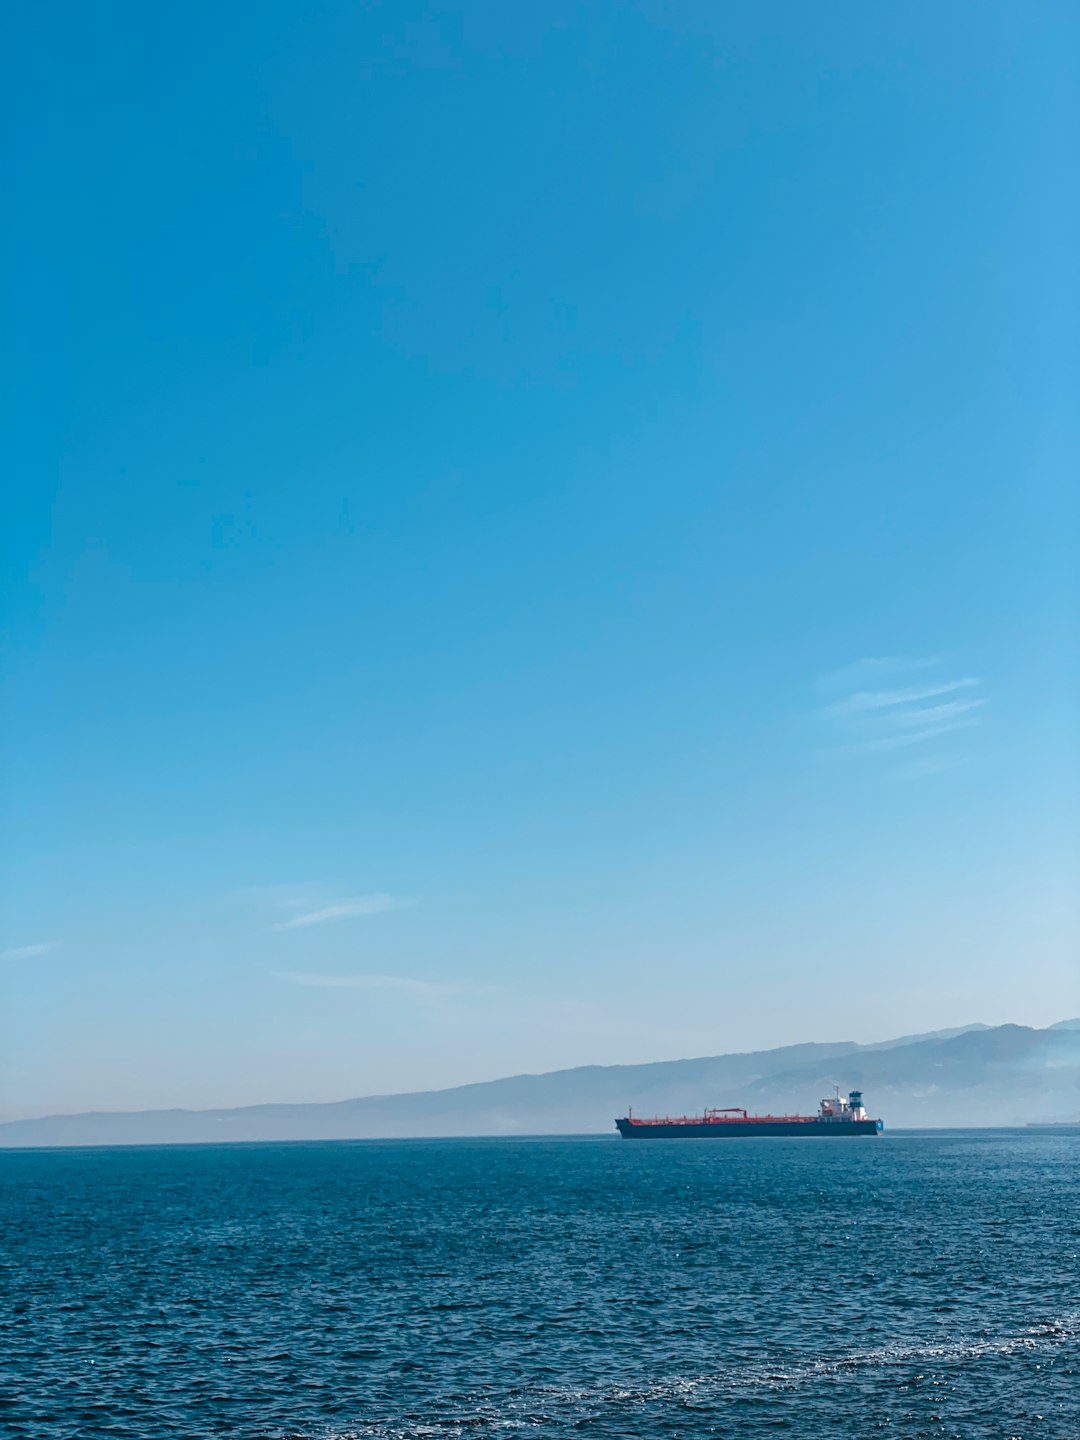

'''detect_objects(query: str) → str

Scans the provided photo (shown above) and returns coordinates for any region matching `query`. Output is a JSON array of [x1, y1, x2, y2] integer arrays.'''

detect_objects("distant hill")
[[2, 1021, 1078, 1147]]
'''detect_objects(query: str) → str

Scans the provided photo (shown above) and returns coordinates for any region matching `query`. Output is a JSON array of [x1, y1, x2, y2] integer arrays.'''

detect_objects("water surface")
[[3, 1130, 1077, 1437]]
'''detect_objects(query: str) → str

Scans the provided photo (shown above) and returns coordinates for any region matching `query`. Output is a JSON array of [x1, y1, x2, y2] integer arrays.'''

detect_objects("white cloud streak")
[[848, 719, 981, 753], [817, 656, 941, 691], [877, 698, 986, 730], [274, 971, 457, 999], [896, 755, 976, 781], [273, 895, 407, 931], [828, 678, 981, 717], [1, 942, 58, 963], [817, 657, 987, 774]]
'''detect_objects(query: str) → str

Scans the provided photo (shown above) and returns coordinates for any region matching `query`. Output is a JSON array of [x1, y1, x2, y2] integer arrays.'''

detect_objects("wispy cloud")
[[895, 754, 977, 782], [827, 679, 981, 717], [874, 698, 986, 730], [848, 718, 981, 753], [817, 657, 987, 776], [274, 971, 458, 999], [817, 656, 942, 692], [272, 894, 408, 931], [1, 941, 58, 963]]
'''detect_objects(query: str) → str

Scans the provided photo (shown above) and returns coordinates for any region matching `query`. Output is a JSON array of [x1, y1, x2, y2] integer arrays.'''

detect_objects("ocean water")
[[2, 1131, 1078, 1439]]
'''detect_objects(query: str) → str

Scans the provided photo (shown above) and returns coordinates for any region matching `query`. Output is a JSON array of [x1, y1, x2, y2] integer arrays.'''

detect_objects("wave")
[[308, 1312, 1080, 1438]]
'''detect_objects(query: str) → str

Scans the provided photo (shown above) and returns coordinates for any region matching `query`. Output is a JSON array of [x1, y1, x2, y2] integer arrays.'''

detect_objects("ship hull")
[[615, 1118, 883, 1138]]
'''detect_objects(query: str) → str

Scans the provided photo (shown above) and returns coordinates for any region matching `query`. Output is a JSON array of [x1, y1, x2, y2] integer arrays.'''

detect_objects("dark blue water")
[[3, 1131, 1077, 1438]]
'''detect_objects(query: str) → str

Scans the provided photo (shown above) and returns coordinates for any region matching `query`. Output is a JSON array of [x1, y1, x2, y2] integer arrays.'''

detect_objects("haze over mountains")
[[3, 1020, 1078, 1147]]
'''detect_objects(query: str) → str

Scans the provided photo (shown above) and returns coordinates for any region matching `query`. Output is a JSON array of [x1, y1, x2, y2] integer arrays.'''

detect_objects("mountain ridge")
[[3, 1020, 1078, 1147]]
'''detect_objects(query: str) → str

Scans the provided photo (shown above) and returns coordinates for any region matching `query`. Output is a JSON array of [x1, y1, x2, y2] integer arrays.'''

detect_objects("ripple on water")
[[2, 1134, 1079, 1438]]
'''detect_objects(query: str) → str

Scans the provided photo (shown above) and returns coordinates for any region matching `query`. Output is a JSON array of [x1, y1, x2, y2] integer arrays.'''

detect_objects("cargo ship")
[[615, 1088, 883, 1138]]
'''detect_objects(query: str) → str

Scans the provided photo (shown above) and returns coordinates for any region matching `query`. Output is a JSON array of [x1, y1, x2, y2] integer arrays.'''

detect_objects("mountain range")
[[3, 1019, 1078, 1147]]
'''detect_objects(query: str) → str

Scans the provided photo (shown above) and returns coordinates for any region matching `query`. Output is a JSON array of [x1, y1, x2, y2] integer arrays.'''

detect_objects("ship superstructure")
[[615, 1087, 883, 1138]]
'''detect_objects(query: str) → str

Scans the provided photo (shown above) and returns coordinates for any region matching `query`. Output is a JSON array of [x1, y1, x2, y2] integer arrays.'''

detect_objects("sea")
[[2, 1129, 1078, 1439]]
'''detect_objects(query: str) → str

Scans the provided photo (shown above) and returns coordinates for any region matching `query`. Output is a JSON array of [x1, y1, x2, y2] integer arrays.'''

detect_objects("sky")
[[2, 1, 1078, 1121]]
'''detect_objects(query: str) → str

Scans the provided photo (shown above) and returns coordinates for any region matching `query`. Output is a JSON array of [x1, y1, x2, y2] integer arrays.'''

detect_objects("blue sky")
[[3, 2, 1077, 1120]]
